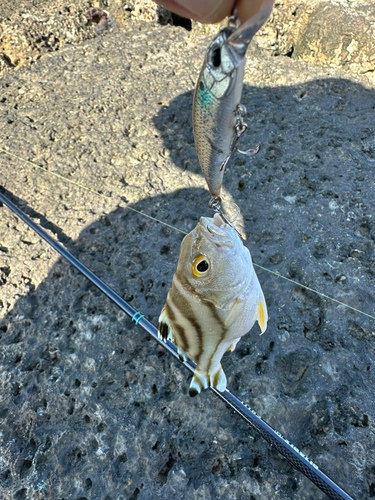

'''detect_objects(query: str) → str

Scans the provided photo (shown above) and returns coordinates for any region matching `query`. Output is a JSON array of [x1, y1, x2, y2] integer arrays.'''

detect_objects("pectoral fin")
[[227, 337, 241, 352], [224, 297, 243, 328], [257, 295, 268, 334]]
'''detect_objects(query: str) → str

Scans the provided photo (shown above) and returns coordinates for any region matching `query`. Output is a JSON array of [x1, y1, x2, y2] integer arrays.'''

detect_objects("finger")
[[154, 0, 233, 23], [155, 0, 273, 24]]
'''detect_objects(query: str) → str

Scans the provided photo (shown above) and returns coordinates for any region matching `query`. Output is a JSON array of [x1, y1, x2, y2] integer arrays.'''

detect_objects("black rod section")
[[0, 190, 354, 500]]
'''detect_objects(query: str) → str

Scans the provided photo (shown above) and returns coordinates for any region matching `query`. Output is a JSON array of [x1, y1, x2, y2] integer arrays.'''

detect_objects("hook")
[[234, 104, 260, 158], [208, 196, 244, 239], [237, 143, 260, 156]]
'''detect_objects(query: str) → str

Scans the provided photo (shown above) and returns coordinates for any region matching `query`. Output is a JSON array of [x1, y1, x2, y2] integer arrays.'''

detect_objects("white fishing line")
[[1, 147, 374, 322]]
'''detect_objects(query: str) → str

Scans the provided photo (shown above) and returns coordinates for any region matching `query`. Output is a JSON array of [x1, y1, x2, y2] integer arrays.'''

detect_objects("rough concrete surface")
[[0, 2, 375, 500], [255, 0, 375, 85]]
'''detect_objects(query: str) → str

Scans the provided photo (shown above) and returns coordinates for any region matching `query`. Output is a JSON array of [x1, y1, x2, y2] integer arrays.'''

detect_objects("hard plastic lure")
[[158, 214, 267, 396], [193, 6, 272, 222]]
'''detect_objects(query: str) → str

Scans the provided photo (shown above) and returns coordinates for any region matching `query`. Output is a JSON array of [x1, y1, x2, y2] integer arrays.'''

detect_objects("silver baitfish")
[[158, 214, 267, 397], [193, 6, 272, 211]]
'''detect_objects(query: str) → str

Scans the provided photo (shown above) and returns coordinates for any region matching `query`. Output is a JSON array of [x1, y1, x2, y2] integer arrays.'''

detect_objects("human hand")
[[154, 0, 274, 24]]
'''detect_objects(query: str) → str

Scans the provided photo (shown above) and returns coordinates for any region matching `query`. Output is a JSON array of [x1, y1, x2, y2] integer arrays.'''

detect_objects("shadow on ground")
[[1, 73, 375, 500]]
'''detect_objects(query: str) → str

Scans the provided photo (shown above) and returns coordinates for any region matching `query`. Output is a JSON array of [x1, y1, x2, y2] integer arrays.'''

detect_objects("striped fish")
[[158, 213, 267, 397]]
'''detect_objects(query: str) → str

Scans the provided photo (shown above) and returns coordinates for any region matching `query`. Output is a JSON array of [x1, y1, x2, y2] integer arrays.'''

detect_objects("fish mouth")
[[197, 214, 235, 249]]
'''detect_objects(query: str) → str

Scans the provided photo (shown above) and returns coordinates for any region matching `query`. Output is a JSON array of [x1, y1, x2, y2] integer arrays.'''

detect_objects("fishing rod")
[[0, 190, 354, 500]]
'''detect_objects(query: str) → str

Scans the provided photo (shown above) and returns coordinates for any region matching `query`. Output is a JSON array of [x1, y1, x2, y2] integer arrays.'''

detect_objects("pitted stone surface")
[[0, 5, 375, 500]]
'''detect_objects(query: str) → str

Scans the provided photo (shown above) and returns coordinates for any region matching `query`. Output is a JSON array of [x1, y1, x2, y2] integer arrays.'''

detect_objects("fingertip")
[[157, 0, 234, 24]]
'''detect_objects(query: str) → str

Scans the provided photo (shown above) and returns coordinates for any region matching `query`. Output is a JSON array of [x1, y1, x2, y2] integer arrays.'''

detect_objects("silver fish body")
[[193, 7, 273, 201], [193, 27, 245, 199], [158, 214, 267, 396]]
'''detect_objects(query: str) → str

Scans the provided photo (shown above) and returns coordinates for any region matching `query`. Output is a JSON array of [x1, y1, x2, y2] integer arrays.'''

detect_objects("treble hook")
[[219, 104, 260, 173], [237, 143, 261, 156], [234, 104, 261, 157], [208, 196, 244, 239]]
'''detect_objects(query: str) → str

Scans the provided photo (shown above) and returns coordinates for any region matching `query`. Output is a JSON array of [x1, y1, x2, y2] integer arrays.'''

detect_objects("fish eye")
[[191, 255, 210, 277], [210, 46, 221, 68]]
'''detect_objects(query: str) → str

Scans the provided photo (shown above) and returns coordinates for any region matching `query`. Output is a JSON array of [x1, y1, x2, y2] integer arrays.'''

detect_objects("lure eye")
[[191, 255, 210, 277], [210, 46, 221, 68]]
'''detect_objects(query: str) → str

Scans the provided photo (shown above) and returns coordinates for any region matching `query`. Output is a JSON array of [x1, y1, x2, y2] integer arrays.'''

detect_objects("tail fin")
[[189, 365, 227, 397]]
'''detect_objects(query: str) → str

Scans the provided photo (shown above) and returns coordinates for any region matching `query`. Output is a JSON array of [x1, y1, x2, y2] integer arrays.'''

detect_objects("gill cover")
[[199, 30, 243, 101]]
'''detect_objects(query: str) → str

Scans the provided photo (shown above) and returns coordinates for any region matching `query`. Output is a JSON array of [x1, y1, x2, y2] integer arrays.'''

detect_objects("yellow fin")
[[257, 298, 268, 334], [212, 365, 227, 392], [227, 338, 240, 352]]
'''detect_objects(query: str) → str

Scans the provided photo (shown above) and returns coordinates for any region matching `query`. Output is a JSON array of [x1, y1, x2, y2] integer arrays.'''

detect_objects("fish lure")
[[158, 214, 267, 396], [193, 6, 272, 220]]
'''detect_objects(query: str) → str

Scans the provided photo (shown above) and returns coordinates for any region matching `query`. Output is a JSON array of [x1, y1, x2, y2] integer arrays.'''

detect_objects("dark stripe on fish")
[[165, 301, 190, 354], [158, 321, 169, 341], [169, 278, 205, 364], [175, 268, 207, 303], [202, 299, 228, 374], [174, 269, 228, 373]]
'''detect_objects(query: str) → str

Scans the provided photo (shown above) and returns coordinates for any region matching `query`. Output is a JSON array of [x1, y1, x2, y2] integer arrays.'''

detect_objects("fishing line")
[[1, 147, 374, 322], [0, 190, 354, 500], [0, 149, 186, 235], [254, 264, 375, 321]]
